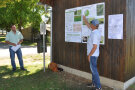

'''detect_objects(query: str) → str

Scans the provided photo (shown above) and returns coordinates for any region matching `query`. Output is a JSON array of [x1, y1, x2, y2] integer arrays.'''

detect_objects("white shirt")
[[5, 30, 23, 46], [87, 29, 101, 56]]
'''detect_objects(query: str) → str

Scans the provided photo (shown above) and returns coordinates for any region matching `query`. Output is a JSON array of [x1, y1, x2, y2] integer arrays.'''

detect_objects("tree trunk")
[[2, 30, 3, 35], [18, 18, 22, 32], [18, 24, 22, 32]]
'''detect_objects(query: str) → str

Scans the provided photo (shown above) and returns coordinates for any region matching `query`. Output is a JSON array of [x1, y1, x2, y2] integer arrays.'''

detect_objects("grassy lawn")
[[0, 35, 51, 47], [0, 50, 133, 90], [0, 54, 94, 90], [22, 40, 37, 46], [0, 35, 6, 43], [0, 54, 51, 90], [127, 84, 135, 90], [0, 35, 37, 46]]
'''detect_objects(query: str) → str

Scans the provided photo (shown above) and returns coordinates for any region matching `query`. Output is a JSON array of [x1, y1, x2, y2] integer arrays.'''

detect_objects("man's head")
[[90, 19, 99, 30], [11, 24, 16, 32]]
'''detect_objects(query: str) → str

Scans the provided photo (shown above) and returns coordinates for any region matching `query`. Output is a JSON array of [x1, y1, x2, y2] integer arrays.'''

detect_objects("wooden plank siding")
[[125, 0, 135, 82], [52, 0, 126, 82]]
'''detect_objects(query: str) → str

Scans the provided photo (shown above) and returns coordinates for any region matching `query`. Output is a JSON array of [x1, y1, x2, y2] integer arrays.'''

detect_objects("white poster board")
[[108, 14, 123, 39], [65, 2, 105, 44]]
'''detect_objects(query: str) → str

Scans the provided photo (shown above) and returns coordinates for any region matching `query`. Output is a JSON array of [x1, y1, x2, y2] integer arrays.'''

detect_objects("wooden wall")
[[125, 0, 135, 82], [52, 0, 126, 82]]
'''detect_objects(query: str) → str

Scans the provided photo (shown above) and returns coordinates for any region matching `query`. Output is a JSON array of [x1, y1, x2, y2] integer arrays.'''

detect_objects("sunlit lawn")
[[0, 35, 5, 43], [0, 51, 134, 90], [0, 54, 87, 90], [0, 54, 54, 90], [127, 83, 135, 90], [0, 35, 37, 46], [22, 40, 37, 46]]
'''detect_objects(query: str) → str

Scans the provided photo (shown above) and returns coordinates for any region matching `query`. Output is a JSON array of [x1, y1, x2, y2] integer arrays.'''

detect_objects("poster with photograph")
[[108, 14, 123, 39], [97, 4, 104, 16], [65, 2, 105, 44], [65, 8, 82, 43], [82, 3, 105, 44]]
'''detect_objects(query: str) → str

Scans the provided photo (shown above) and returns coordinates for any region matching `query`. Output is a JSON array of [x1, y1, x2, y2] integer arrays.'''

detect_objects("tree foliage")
[[0, 0, 49, 33]]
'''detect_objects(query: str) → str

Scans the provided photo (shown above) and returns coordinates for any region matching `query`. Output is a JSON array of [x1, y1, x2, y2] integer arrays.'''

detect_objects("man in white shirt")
[[5, 25, 26, 71], [83, 16, 102, 90]]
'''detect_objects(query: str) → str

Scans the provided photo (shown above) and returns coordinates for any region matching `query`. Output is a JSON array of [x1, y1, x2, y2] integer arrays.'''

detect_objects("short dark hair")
[[10, 24, 15, 28]]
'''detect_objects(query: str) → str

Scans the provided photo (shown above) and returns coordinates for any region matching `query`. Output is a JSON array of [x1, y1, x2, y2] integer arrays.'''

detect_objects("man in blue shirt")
[[5, 24, 26, 71], [83, 16, 102, 90]]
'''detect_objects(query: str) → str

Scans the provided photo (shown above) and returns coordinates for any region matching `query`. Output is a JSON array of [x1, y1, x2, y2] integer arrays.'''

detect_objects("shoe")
[[21, 68, 27, 71], [87, 83, 96, 88], [57, 67, 63, 72], [96, 88, 102, 90], [12, 68, 16, 71]]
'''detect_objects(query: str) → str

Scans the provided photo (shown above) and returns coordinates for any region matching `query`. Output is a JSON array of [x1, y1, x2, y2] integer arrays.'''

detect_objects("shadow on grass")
[[0, 65, 93, 90], [22, 40, 37, 46], [0, 65, 58, 90], [0, 65, 30, 78], [0, 37, 5, 42]]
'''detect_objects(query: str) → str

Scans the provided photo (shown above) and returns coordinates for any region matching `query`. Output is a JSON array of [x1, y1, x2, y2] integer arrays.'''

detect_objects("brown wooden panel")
[[125, 0, 135, 82], [52, 0, 126, 82]]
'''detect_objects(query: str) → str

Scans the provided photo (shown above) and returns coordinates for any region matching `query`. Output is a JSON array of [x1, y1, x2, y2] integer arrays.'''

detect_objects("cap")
[[91, 19, 99, 26]]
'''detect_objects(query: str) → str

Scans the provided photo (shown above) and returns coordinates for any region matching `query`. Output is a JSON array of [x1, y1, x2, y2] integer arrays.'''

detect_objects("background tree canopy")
[[0, 0, 50, 32]]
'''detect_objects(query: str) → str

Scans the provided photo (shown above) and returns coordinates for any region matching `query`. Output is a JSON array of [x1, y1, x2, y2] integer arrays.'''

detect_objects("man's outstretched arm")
[[83, 16, 91, 29]]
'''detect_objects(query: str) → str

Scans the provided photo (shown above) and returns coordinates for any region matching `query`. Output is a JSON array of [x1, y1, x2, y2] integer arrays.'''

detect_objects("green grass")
[[0, 35, 37, 46], [0, 66, 66, 90], [0, 54, 89, 90], [0, 35, 6, 43], [0, 54, 50, 90], [22, 40, 37, 46], [0, 35, 51, 47], [127, 83, 135, 90]]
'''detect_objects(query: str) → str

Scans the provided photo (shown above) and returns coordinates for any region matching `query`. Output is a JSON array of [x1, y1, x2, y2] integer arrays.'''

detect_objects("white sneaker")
[[96, 88, 102, 90]]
